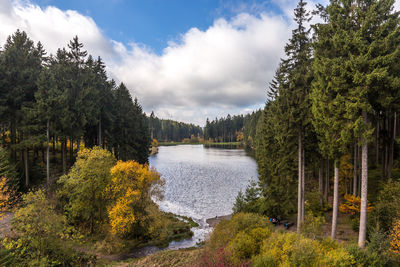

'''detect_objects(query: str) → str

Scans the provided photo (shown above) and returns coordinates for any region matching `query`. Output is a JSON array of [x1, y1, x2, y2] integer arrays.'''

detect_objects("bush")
[[300, 211, 326, 240], [305, 191, 327, 216], [206, 213, 269, 252], [227, 227, 271, 264], [345, 244, 381, 267], [372, 180, 400, 233], [3, 190, 95, 266], [319, 247, 355, 266]]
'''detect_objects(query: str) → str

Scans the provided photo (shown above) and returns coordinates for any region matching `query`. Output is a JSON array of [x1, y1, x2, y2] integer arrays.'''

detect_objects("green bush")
[[345, 244, 381, 267], [372, 180, 400, 233], [305, 191, 327, 216], [300, 211, 326, 240], [227, 227, 271, 264], [2, 190, 95, 266], [227, 231, 256, 264], [206, 213, 269, 251]]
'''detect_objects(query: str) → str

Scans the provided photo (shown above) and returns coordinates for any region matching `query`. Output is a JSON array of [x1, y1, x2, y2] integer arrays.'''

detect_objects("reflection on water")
[[149, 144, 258, 248]]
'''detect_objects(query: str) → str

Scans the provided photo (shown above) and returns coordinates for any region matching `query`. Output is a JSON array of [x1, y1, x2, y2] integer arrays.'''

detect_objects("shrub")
[[300, 211, 326, 240], [206, 213, 269, 251], [345, 244, 381, 267], [319, 247, 355, 266], [372, 180, 400, 233], [3, 190, 95, 266], [390, 219, 400, 255], [305, 191, 327, 216], [227, 232, 256, 264]]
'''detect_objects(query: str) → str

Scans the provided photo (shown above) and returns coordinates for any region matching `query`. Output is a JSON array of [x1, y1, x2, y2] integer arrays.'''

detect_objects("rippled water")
[[149, 144, 258, 248]]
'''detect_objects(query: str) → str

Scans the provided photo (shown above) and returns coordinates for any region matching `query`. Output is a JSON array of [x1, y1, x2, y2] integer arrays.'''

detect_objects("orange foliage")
[[339, 194, 373, 215], [0, 177, 17, 219], [152, 138, 159, 147], [390, 220, 400, 254]]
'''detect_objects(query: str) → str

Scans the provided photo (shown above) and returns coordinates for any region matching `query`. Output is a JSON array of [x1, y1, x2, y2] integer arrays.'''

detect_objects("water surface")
[[149, 144, 258, 248]]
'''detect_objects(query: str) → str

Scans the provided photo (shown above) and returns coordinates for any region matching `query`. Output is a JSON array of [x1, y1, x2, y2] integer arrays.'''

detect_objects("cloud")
[[4, 0, 395, 125], [110, 12, 290, 124], [0, 0, 117, 61]]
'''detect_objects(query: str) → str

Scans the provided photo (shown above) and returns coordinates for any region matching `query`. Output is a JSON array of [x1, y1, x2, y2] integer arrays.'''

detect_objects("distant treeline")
[[204, 110, 262, 147], [0, 30, 150, 190], [147, 112, 203, 142]]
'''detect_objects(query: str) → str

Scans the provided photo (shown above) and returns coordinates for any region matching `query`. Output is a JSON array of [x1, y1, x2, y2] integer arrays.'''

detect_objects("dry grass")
[[110, 247, 203, 267]]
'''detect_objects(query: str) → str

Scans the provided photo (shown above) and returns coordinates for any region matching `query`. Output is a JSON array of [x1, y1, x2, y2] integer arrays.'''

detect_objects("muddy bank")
[[206, 214, 232, 228]]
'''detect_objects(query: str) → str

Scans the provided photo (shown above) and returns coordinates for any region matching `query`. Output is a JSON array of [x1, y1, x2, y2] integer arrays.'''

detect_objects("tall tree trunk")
[[359, 111, 369, 248], [46, 120, 50, 188], [297, 134, 303, 233], [353, 144, 357, 196], [331, 159, 339, 239], [319, 162, 324, 207], [388, 112, 396, 179], [24, 148, 29, 187]]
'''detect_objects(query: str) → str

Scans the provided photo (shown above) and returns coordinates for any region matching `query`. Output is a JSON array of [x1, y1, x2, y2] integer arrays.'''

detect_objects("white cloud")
[[4, 0, 395, 125], [0, 0, 117, 61], [110, 12, 290, 125]]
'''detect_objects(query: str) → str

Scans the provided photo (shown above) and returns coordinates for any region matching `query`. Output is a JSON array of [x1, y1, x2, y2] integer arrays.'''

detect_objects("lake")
[[149, 144, 258, 248]]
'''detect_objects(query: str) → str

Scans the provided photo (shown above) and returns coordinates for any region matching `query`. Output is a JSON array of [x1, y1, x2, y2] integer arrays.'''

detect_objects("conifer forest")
[[2, 0, 400, 266]]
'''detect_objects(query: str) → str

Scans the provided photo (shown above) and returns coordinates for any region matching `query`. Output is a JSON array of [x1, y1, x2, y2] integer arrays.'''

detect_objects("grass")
[[203, 142, 244, 148], [158, 141, 202, 146], [172, 214, 200, 227], [109, 247, 203, 267]]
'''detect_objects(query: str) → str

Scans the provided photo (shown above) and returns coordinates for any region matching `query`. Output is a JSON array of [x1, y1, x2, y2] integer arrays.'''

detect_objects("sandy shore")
[[206, 214, 232, 228]]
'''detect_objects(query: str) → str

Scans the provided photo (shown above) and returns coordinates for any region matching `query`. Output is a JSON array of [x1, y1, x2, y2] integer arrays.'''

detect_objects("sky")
[[1, 0, 399, 126]]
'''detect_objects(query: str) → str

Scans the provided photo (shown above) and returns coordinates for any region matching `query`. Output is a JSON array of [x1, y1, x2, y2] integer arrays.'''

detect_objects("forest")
[[204, 110, 261, 148], [215, 0, 400, 265], [0, 31, 195, 266], [148, 112, 203, 142], [2, 0, 400, 266]]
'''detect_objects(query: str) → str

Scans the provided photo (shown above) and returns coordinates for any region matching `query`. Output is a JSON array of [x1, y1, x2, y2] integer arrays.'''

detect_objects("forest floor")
[[0, 212, 13, 238]]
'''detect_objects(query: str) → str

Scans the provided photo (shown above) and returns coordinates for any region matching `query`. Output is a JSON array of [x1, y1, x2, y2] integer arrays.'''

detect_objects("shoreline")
[[206, 214, 232, 228]]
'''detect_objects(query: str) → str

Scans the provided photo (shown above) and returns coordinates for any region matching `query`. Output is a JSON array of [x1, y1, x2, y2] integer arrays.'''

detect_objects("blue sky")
[[30, 0, 284, 54], [0, 0, 317, 125]]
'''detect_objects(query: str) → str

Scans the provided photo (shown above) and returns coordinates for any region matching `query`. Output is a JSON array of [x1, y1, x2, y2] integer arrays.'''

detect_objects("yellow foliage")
[[152, 138, 158, 147], [390, 220, 400, 254], [0, 177, 16, 219], [339, 194, 373, 215], [107, 160, 162, 236], [236, 131, 244, 142]]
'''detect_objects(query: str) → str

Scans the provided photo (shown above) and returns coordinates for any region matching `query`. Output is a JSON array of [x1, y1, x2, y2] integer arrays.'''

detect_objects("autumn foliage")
[[390, 220, 400, 255], [339, 194, 373, 215], [107, 160, 162, 236]]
